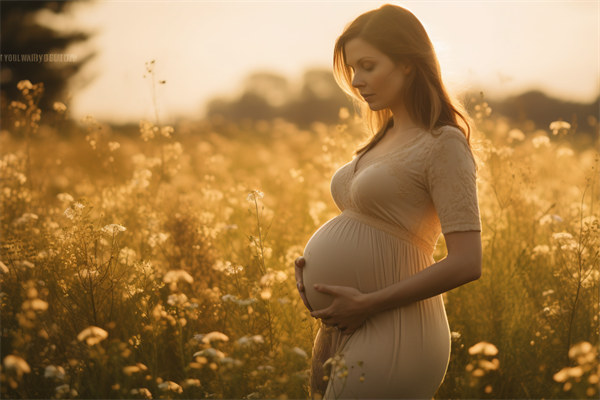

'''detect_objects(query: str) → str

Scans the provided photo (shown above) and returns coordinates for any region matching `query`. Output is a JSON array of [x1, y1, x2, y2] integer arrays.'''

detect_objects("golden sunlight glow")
[[30, 0, 598, 124]]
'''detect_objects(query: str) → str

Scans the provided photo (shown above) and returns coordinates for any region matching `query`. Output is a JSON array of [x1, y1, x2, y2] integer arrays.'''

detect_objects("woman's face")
[[344, 37, 410, 111]]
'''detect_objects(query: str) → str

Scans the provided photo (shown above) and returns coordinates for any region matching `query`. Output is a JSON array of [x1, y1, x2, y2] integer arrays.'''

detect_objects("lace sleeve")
[[425, 128, 482, 235]]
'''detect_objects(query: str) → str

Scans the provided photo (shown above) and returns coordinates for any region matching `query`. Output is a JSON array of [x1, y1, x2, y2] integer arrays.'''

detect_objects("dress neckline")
[[352, 126, 424, 178]]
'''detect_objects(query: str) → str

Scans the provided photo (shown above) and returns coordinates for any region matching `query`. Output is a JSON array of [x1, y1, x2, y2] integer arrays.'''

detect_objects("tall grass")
[[0, 75, 598, 399]]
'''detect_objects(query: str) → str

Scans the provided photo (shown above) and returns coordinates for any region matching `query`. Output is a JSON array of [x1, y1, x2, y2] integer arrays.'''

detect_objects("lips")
[[362, 93, 374, 99]]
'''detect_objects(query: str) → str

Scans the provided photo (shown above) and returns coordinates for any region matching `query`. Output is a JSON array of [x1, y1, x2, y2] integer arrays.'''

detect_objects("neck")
[[389, 104, 419, 134]]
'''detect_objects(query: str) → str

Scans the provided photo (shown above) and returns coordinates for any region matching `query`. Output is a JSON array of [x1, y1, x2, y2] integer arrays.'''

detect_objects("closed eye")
[[348, 64, 374, 72]]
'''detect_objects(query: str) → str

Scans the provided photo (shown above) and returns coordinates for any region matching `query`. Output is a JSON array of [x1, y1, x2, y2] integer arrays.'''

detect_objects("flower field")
[[0, 80, 598, 399]]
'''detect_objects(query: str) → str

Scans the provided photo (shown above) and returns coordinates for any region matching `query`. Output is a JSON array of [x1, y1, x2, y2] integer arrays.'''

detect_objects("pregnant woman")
[[294, 4, 483, 399]]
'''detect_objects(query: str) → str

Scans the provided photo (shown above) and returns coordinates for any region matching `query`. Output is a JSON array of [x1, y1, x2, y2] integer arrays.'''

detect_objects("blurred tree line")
[[204, 69, 354, 129], [205, 71, 599, 137], [0, 0, 97, 132], [0, 1, 597, 139]]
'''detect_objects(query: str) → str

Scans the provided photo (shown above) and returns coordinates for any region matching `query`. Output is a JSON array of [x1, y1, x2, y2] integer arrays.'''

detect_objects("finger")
[[311, 308, 331, 319], [313, 284, 332, 294], [294, 257, 305, 292], [294, 276, 303, 293], [300, 293, 313, 312], [339, 325, 353, 333]]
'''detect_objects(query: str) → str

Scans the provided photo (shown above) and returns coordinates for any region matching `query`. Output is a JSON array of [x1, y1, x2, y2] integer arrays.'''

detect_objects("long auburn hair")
[[332, 3, 475, 157]]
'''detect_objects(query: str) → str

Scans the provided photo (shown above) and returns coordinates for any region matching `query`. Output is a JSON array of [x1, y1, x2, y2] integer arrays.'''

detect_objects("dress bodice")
[[330, 125, 482, 252]]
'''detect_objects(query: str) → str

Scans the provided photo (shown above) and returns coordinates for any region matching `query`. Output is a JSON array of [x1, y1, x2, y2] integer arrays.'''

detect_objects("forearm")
[[363, 256, 480, 314]]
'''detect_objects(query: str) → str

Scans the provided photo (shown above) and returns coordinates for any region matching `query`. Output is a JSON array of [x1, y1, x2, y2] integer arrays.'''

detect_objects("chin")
[[367, 102, 385, 111]]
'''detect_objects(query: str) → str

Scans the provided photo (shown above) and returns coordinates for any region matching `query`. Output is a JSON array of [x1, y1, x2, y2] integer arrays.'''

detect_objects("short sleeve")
[[425, 129, 482, 235]]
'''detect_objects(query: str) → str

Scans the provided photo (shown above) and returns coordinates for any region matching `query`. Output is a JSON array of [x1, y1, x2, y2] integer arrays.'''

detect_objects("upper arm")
[[425, 128, 483, 279]]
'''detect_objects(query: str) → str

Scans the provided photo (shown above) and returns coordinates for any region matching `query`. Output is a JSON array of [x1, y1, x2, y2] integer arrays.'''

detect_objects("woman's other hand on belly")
[[309, 285, 370, 335], [294, 256, 313, 312]]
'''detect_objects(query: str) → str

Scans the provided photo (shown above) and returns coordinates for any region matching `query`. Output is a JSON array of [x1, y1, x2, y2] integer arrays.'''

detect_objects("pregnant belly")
[[302, 214, 373, 311]]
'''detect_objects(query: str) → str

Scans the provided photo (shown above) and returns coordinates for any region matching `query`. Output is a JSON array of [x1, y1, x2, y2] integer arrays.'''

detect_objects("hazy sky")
[[37, 0, 599, 124]]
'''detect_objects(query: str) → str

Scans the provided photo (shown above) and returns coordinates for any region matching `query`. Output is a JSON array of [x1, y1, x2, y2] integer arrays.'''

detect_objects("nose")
[[351, 73, 364, 89]]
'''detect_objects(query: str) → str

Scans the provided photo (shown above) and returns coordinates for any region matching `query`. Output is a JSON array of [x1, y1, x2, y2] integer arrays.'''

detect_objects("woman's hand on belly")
[[309, 285, 370, 335], [294, 256, 313, 312]]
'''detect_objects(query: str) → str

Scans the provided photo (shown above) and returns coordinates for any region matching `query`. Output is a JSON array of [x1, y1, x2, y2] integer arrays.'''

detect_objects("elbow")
[[470, 258, 482, 281], [464, 251, 482, 282], [456, 260, 480, 283], [471, 267, 481, 281], [470, 245, 483, 281]]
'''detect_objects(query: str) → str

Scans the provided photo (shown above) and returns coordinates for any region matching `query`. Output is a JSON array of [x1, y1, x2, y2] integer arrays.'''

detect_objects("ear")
[[395, 60, 412, 76]]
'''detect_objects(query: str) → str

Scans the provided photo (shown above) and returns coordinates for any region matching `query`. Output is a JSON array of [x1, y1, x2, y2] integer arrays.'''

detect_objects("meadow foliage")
[[0, 78, 598, 399]]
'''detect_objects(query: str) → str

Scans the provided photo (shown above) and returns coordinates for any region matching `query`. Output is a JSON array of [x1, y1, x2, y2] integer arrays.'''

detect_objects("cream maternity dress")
[[302, 124, 482, 399]]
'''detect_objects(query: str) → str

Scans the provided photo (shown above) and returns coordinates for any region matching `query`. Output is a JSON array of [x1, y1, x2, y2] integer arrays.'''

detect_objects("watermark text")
[[0, 53, 78, 63]]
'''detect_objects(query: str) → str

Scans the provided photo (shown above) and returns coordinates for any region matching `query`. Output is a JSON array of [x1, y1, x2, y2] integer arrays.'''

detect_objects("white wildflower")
[[77, 326, 108, 346], [468, 341, 498, 356], [236, 335, 265, 346], [581, 269, 599, 289], [44, 365, 65, 380], [158, 381, 182, 393], [18, 260, 34, 269], [130, 388, 152, 398], [160, 126, 174, 138], [218, 356, 243, 367], [167, 293, 188, 306], [108, 141, 120, 151], [557, 147, 574, 157], [182, 378, 201, 387], [507, 128, 525, 142], [549, 120, 571, 135], [338, 107, 350, 120], [552, 232, 573, 241], [291, 347, 308, 358], [53, 102, 67, 113], [163, 269, 193, 284], [63, 202, 85, 220], [260, 269, 288, 286], [201, 331, 229, 344], [101, 224, 126, 235], [3, 355, 31, 378], [17, 80, 33, 91], [13, 212, 39, 225], [118, 247, 136, 265], [212, 260, 243, 275], [55, 383, 77, 397], [532, 244, 550, 258], [532, 135, 550, 148], [148, 232, 169, 247], [246, 190, 264, 202], [22, 298, 48, 311], [193, 348, 225, 359], [79, 269, 98, 280], [56, 193, 74, 203]]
